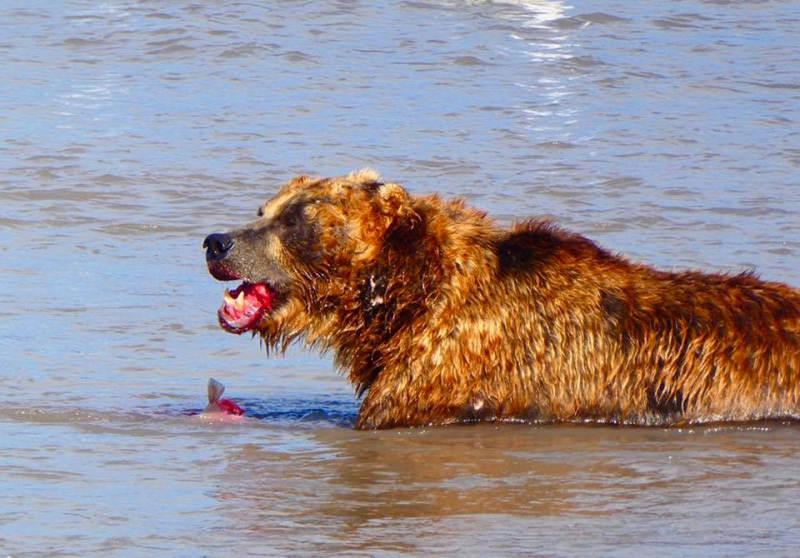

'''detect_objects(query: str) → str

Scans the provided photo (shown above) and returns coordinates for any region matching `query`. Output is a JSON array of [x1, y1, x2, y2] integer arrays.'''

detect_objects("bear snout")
[[203, 233, 235, 262]]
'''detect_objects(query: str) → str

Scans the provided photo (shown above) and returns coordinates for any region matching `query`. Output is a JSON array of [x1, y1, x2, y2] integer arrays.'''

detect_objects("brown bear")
[[203, 170, 800, 429]]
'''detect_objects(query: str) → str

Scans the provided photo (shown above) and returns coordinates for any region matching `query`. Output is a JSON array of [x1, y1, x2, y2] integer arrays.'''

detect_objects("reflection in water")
[[215, 424, 800, 555], [483, 0, 569, 27], [53, 74, 125, 129], [491, 1, 581, 143], [220, 427, 576, 554]]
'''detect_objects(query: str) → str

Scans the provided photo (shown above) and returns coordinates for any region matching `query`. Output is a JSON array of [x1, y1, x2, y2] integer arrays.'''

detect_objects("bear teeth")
[[222, 287, 251, 312]]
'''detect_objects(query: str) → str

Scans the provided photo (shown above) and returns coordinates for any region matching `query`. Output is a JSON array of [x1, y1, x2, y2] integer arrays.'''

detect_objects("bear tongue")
[[218, 282, 276, 333]]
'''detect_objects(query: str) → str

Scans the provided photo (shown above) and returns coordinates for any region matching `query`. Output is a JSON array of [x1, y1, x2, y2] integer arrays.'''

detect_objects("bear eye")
[[256, 206, 264, 217], [283, 212, 298, 228], [280, 203, 305, 228]]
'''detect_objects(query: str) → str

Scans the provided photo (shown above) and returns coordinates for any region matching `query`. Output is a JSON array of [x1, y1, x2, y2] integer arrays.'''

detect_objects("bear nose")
[[203, 233, 235, 261]]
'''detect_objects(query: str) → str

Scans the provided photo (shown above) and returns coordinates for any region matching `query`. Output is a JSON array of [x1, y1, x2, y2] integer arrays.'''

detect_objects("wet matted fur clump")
[[204, 170, 800, 429]]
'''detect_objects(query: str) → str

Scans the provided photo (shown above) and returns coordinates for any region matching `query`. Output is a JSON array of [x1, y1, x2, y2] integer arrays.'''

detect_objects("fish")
[[202, 378, 245, 416]]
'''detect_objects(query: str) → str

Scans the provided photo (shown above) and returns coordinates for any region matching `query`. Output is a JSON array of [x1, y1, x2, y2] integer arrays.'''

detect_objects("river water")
[[1, 1, 799, 556]]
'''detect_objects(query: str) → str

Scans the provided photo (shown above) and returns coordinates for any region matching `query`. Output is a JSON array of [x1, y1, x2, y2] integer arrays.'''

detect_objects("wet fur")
[[212, 170, 800, 429]]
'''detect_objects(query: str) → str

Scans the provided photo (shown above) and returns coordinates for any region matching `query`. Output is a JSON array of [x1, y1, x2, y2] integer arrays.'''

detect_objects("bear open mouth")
[[218, 282, 277, 334]]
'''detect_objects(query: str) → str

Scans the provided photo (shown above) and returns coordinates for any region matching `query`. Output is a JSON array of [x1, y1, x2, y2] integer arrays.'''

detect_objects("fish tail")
[[207, 378, 225, 404]]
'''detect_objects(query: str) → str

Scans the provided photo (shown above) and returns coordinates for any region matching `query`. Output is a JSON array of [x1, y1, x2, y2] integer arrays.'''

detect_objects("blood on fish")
[[202, 378, 245, 416], [218, 398, 245, 415]]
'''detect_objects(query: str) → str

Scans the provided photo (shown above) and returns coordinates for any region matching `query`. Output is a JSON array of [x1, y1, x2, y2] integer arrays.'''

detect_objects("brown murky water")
[[1, 1, 799, 556]]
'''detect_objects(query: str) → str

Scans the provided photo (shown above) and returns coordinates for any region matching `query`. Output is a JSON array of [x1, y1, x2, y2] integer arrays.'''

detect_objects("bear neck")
[[334, 207, 446, 396], [332, 196, 500, 398]]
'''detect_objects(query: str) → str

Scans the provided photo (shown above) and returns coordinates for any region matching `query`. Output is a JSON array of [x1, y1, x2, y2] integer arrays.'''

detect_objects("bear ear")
[[286, 174, 316, 189], [347, 170, 416, 230], [347, 169, 412, 218], [374, 182, 410, 216], [348, 168, 382, 185], [374, 181, 422, 239]]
